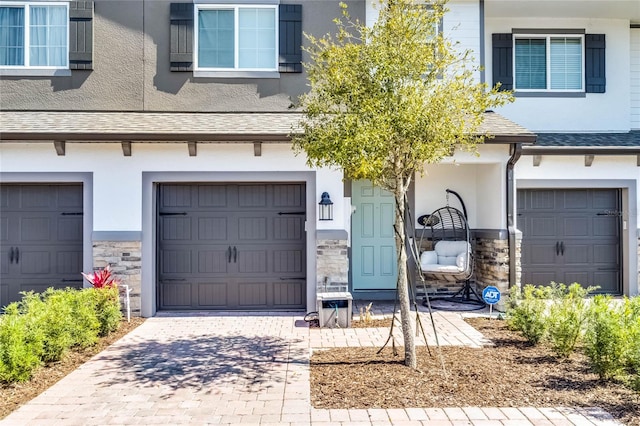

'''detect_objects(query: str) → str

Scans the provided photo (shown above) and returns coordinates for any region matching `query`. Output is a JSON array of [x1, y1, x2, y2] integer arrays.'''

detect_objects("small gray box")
[[317, 292, 353, 328]]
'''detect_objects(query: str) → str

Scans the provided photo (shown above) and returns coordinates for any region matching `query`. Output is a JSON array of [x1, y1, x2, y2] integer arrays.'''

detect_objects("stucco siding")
[[632, 28, 640, 130], [485, 17, 631, 132], [0, 0, 363, 113]]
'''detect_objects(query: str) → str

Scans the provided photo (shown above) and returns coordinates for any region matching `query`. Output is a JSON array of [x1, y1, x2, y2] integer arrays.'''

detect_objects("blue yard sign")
[[482, 286, 501, 305], [482, 286, 501, 319]]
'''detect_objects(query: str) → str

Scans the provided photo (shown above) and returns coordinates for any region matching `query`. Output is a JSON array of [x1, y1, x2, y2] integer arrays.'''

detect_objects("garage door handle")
[[560, 242, 565, 256], [62, 279, 82, 283], [15, 247, 19, 264], [159, 212, 187, 216], [233, 246, 237, 263], [9, 247, 14, 264], [280, 277, 305, 280], [278, 211, 305, 215], [227, 246, 232, 263], [61, 212, 83, 216], [555, 241, 560, 256], [163, 278, 186, 282]]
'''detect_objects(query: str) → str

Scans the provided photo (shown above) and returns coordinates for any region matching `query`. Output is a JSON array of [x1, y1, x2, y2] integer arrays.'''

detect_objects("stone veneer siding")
[[316, 239, 349, 293], [93, 241, 142, 316]]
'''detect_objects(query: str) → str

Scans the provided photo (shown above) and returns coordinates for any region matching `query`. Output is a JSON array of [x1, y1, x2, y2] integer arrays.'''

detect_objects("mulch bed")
[[0, 317, 145, 419], [311, 317, 640, 425]]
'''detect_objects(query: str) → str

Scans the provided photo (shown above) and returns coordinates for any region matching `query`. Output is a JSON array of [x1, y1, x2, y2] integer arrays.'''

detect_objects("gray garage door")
[[158, 183, 306, 310], [517, 188, 621, 294], [0, 184, 84, 308]]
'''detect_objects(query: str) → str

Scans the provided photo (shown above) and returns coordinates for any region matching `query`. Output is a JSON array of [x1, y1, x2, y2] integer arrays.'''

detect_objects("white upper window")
[[514, 35, 584, 92], [0, 2, 69, 69], [195, 4, 277, 71]]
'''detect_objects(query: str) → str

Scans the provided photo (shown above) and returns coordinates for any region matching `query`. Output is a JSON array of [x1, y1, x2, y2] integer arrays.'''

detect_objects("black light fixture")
[[318, 192, 333, 221]]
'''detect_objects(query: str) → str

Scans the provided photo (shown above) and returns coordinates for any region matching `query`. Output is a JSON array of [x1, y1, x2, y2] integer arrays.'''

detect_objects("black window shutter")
[[279, 4, 302, 73], [170, 3, 194, 72], [69, 1, 93, 70], [585, 34, 605, 93], [492, 33, 513, 91]]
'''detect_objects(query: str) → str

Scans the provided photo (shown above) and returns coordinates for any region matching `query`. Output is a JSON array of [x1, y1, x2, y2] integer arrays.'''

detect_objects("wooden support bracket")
[[254, 142, 262, 157], [532, 155, 541, 167], [54, 141, 65, 156], [188, 141, 197, 157], [121, 141, 132, 156], [585, 155, 594, 167]]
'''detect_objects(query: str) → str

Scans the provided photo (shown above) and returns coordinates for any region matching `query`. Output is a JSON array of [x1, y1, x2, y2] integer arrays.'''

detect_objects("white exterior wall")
[[486, 18, 631, 132], [415, 144, 509, 230], [0, 143, 347, 232], [632, 28, 640, 130]]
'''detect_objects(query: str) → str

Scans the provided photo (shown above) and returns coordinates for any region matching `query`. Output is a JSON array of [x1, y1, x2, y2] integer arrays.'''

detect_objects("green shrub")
[[584, 295, 625, 378], [90, 287, 122, 336], [34, 289, 75, 362], [621, 297, 640, 391], [506, 284, 550, 344], [547, 283, 592, 358], [69, 289, 100, 348], [0, 303, 43, 382]]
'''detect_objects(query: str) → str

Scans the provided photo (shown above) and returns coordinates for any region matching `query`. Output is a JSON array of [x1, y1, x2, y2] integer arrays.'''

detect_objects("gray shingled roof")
[[536, 132, 640, 147], [0, 110, 535, 143]]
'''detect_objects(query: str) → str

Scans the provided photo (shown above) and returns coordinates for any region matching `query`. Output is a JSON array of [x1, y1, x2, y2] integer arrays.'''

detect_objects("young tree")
[[293, 0, 512, 368]]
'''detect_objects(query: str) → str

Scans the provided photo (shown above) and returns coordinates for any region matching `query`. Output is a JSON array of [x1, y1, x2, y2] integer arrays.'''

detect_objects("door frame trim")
[[517, 179, 638, 297], [0, 173, 93, 288], [142, 172, 316, 317]]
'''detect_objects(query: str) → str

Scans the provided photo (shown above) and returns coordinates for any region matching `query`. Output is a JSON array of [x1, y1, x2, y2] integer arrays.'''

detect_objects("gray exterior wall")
[[0, 0, 364, 112]]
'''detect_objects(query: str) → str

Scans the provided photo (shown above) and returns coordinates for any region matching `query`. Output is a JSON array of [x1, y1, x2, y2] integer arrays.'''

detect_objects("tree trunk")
[[393, 184, 417, 369]]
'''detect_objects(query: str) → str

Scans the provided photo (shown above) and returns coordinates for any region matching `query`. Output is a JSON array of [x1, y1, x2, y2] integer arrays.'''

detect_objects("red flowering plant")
[[82, 265, 120, 288]]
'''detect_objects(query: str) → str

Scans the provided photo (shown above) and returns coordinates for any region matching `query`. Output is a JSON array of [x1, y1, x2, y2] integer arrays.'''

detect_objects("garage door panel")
[[238, 185, 267, 207], [529, 217, 556, 237], [162, 249, 192, 274], [530, 190, 555, 210], [237, 250, 268, 273], [0, 217, 8, 242], [273, 250, 303, 274], [592, 190, 618, 209], [593, 217, 618, 237], [563, 217, 589, 237], [161, 185, 193, 207], [237, 282, 268, 307], [198, 250, 228, 273], [161, 217, 192, 240], [274, 217, 303, 240], [58, 217, 83, 241], [20, 186, 54, 209], [274, 281, 304, 306], [562, 190, 588, 209], [22, 218, 51, 241], [161, 282, 192, 308], [198, 217, 227, 240], [197, 282, 228, 307], [593, 244, 619, 264], [198, 185, 228, 207], [57, 186, 83, 208], [526, 271, 556, 285], [564, 245, 589, 265], [563, 271, 590, 285], [593, 271, 620, 293], [527, 243, 556, 264], [20, 251, 51, 274], [273, 184, 303, 207], [57, 250, 83, 274], [238, 217, 267, 240]]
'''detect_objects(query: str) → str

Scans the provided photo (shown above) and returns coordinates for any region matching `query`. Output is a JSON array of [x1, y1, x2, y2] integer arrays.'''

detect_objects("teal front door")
[[351, 181, 397, 290]]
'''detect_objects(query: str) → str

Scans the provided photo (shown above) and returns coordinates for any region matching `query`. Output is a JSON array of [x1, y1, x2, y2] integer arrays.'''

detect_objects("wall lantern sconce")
[[318, 192, 334, 221]]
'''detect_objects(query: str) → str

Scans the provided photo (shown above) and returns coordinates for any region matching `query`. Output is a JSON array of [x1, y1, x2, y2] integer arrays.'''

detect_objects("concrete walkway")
[[1, 310, 623, 425]]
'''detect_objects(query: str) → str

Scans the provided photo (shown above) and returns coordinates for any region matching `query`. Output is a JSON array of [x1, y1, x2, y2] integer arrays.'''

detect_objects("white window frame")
[[0, 1, 70, 70], [194, 3, 279, 73], [513, 34, 585, 93]]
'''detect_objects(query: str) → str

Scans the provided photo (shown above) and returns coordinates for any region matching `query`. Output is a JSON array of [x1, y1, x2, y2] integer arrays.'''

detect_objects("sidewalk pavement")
[[0, 307, 624, 425]]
